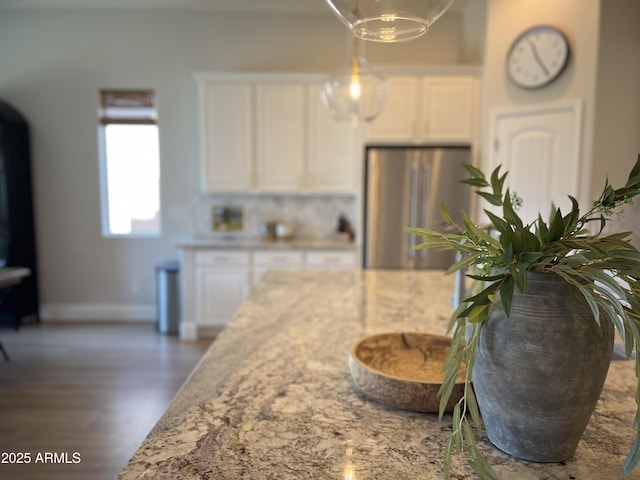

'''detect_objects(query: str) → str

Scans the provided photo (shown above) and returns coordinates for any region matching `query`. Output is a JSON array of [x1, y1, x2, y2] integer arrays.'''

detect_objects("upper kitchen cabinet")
[[200, 83, 253, 191], [255, 84, 306, 192], [196, 73, 359, 195], [419, 76, 477, 142], [366, 76, 420, 142], [366, 74, 479, 144], [306, 84, 358, 193]]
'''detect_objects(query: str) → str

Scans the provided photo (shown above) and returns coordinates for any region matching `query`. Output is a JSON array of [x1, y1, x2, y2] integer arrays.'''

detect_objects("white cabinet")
[[180, 246, 358, 339], [197, 73, 478, 194], [366, 76, 420, 142], [306, 84, 358, 193], [366, 75, 478, 144], [419, 76, 477, 142], [193, 250, 250, 327], [253, 249, 357, 287], [255, 85, 306, 192], [200, 83, 253, 191], [197, 75, 358, 194], [305, 250, 358, 270], [252, 250, 304, 287]]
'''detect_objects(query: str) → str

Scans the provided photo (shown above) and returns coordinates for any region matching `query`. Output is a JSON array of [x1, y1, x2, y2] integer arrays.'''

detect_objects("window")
[[98, 89, 160, 237]]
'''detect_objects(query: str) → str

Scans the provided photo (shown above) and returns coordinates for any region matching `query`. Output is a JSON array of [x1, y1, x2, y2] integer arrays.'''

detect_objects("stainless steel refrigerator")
[[363, 146, 470, 269]]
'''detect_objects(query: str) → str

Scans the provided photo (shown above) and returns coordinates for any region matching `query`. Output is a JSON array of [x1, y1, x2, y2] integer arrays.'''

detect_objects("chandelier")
[[324, 0, 455, 42], [320, 32, 389, 125]]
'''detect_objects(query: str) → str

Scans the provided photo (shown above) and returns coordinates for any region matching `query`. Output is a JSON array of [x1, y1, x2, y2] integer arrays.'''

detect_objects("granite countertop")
[[118, 270, 640, 480], [176, 236, 358, 251]]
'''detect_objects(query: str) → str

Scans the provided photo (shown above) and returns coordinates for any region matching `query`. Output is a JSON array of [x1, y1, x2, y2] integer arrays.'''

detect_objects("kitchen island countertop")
[[118, 270, 640, 479]]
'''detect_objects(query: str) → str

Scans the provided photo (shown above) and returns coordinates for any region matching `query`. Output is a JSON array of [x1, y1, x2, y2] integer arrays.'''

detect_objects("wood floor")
[[0, 322, 213, 480]]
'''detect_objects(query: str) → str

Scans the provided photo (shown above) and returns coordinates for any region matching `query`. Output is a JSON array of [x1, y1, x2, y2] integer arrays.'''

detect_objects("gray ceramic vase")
[[473, 271, 614, 463]]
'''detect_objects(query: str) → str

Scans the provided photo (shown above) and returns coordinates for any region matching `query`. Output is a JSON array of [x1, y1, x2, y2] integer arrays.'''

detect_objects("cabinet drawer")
[[305, 250, 357, 268], [253, 250, 304, 266], [195, 250, 250, 266]]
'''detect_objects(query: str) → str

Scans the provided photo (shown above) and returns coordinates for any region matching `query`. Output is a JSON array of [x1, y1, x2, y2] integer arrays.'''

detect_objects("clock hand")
[[528, 40, 550, 76]]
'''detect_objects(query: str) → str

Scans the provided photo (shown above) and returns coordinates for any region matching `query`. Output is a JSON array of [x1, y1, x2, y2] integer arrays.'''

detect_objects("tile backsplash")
[[191, 195, 357, 241]]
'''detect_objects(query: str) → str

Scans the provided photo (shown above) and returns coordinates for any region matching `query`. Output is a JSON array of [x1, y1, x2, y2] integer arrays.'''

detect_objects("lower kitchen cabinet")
[[196, 267, 248, 326], [252, 250, 304, 287], [180, 249, 250, 338], [179, 247, 358, 339], [305, 250, 357, 269]]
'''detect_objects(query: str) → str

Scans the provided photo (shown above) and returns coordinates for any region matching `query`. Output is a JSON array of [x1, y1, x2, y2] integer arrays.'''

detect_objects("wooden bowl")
[[348, 332, 466, 413]]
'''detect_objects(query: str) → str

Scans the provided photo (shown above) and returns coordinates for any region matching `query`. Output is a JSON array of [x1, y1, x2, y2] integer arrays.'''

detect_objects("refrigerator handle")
[[409, 164, 420, 258], [421, 164, 432, 225], [421, 164, 431, 257]]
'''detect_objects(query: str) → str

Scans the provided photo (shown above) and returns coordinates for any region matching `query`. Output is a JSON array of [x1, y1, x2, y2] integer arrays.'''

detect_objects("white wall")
[[481, 0, 602, 209], [593, 0, 640, 246], [481, 0, 640, 209], [461, 0, 488, 64], [0, 7, 468, 318], [591, 0, 640, 191]]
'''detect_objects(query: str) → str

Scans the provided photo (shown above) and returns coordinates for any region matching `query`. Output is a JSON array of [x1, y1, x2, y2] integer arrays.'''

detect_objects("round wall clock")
[[506, 25, 570, 89]]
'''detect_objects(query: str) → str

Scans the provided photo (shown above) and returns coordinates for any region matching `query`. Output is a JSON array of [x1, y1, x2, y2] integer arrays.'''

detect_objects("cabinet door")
[[255, 84, 306, 192], [305, 250, 357, 270], [365, 76, 420, 142], [201, 83, 253, 191], [306, 84, 357, 193], [196, 267, 249, 326], [252, 250, 304, 287], [419, 76, 477, 142]]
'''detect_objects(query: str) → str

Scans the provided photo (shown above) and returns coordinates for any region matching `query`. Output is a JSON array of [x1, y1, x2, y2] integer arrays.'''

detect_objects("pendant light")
[[324, 0, 455, 42], [320, 32, 389, 125]]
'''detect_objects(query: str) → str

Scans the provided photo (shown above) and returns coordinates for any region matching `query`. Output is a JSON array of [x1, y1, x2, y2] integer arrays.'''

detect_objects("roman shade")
[[99, 89, 156, 125]]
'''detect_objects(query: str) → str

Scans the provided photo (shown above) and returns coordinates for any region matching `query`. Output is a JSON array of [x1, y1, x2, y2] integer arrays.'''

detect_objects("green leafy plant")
[[407, 155, 640, 479]]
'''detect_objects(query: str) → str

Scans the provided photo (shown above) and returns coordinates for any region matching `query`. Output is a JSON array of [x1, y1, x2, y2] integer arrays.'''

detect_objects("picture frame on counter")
[[211, 205, 245, 232]]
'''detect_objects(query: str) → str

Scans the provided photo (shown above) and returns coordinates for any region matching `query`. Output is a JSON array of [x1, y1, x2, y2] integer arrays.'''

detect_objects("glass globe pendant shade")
[[320, 33, 389, 125], [324, 0, 455, 42]]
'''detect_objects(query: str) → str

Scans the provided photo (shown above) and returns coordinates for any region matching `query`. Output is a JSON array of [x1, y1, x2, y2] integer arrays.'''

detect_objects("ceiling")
[[0, 0, 472, 12], [0, 0, 324, 11]]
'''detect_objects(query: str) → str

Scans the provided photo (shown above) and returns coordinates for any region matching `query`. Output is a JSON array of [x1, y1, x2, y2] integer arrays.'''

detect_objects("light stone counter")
[[176, 237, 358, 250], [119, 270, 640, 479]]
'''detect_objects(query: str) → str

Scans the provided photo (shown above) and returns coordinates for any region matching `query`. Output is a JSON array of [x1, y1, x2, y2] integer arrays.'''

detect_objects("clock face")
[[506, 25, 570, 89]]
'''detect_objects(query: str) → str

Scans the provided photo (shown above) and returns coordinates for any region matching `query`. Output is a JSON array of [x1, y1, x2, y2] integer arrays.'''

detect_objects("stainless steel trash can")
[[156, 261, 180, 335]]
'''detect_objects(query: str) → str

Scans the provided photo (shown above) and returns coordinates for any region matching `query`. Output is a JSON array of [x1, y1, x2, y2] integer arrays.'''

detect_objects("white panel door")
[[255, 84, 306, 192], [201, 83, 253, 191], [489, 101, 583, 225]]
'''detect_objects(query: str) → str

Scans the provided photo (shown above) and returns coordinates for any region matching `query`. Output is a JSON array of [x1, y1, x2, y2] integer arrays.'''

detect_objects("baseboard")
[[40, 303, 157, 322]]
